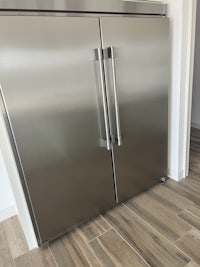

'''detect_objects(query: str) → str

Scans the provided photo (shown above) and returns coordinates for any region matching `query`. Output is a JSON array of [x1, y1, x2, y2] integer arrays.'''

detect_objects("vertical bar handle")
[[95, 48, 111, 150], [110, 46, 122, 146]]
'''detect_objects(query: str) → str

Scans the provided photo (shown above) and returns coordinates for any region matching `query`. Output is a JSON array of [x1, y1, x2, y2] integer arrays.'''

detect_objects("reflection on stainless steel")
[[110, 46, 122, 146], [103, 46, 122, 146], [94, 48, 111, 150], [0, 0, 166, 15], [0, 16, 116, 245], [100, 17, 169, 202], [0, 2, 169, 247]]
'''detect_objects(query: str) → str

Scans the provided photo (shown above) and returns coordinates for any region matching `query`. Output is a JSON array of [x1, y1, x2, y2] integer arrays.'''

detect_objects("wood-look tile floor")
[[1, 127, 200, 267]]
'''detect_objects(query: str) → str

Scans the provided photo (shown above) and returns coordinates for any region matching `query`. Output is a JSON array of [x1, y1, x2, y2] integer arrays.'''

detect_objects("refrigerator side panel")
[[0, 16, 115, 244], [100, 17, 169, 202]]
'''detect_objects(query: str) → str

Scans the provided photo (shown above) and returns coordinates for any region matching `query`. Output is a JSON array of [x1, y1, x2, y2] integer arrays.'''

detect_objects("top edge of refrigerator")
[[0, 0, 167, 16]]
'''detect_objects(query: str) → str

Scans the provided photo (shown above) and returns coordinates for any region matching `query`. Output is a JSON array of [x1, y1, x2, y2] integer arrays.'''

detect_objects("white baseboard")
[[168, 169, 185, 181], [0, 205, 17, 223], [191, 122, 200, 129]]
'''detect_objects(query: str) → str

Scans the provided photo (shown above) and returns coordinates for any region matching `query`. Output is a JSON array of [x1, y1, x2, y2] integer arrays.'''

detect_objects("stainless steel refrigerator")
[[0, 0, 169, 246]]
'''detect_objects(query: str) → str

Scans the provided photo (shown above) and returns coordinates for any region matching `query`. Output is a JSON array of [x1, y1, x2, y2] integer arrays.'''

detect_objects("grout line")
[[100, 214, 112, 227], [76, 228, 104, 267], [174, 230, 192, 244], [176, 208, 200, 232], [74, 225, 89, 244], [53, 230, 96, 267], [99, 215, 113, 230], [95, 216, 111, 232], [173, 232, 197, 265], [176, 208, 188, 217], [111, 227, 152, 267], [122, 203, 192, 261], [76, 216, 111, 244], [74, 229, 101, 267], [184, 209, 200, 221], [88, 228, 129, 266], [86, 227, 112, 244], [95, 220, 106, 232], [122, 202, 169, 241], [189, 227, 200, 236], [11, 254, 16, 267], [99, 216, 113, 233], [101, 213, 151, 267], [48, 247, 59, 267]]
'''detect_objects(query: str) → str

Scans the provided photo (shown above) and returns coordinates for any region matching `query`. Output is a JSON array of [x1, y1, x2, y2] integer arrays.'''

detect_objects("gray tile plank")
[[186, 260, 200, 267], [2, 216, 28, 259], [50, 229, 101, 267], [79, 216, 111, 242], [90, 229, 149, 267], [0, 223, 14, 267], [178, 208, 200, 231], [187, 204, 200, 218], [125, 192, 191, 242], [176, 229, 200, 265], [14, 248, 56, 267], [181, 179, 200, 194], [164, 179, 200, 205], [104, 204, 190, 267], [188, 170, 200, 182], [148, 184, 193, 214]]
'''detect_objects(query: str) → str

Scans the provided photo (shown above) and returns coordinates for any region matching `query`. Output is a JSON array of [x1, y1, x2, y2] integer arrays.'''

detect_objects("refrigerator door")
[[100, 17, 169, 202], [0, 16, 115, 245]]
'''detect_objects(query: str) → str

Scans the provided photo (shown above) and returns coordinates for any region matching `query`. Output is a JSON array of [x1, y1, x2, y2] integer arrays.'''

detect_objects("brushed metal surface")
[[0, 0, 166, 15], [0, 16, 116, 244], [110, 46, 122, 146], [94, 48, 111, 151], [100, 17, 169, 202]]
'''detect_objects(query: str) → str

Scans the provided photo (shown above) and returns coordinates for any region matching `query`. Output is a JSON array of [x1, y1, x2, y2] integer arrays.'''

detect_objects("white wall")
[[192, 0, 200, 128], [0, 110, 37, 249], [162, 0, 196, 180], [147, 0, 190, 180], [0, 148, 16, 221]]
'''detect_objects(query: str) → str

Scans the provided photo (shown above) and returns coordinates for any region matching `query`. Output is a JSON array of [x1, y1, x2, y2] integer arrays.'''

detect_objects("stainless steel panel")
[[0, 0, 166, 15], [0, 16, 115, 245], [101, 17, 169, 202]]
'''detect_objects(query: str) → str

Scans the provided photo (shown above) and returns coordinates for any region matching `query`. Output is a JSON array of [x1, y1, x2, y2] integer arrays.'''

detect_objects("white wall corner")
[[168, 168, 185, 182], [168, 0, 197, 181], [0, 205, 17, 223], [180, 0, 197, 178], [0, 111, 38, 250], [167, 0, 183, 181]]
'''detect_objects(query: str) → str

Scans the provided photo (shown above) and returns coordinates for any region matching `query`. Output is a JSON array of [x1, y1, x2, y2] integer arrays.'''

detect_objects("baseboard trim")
[[191, 122, 200, 129], [168, 169, 185, 181], [0, 205, 17, 222]]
